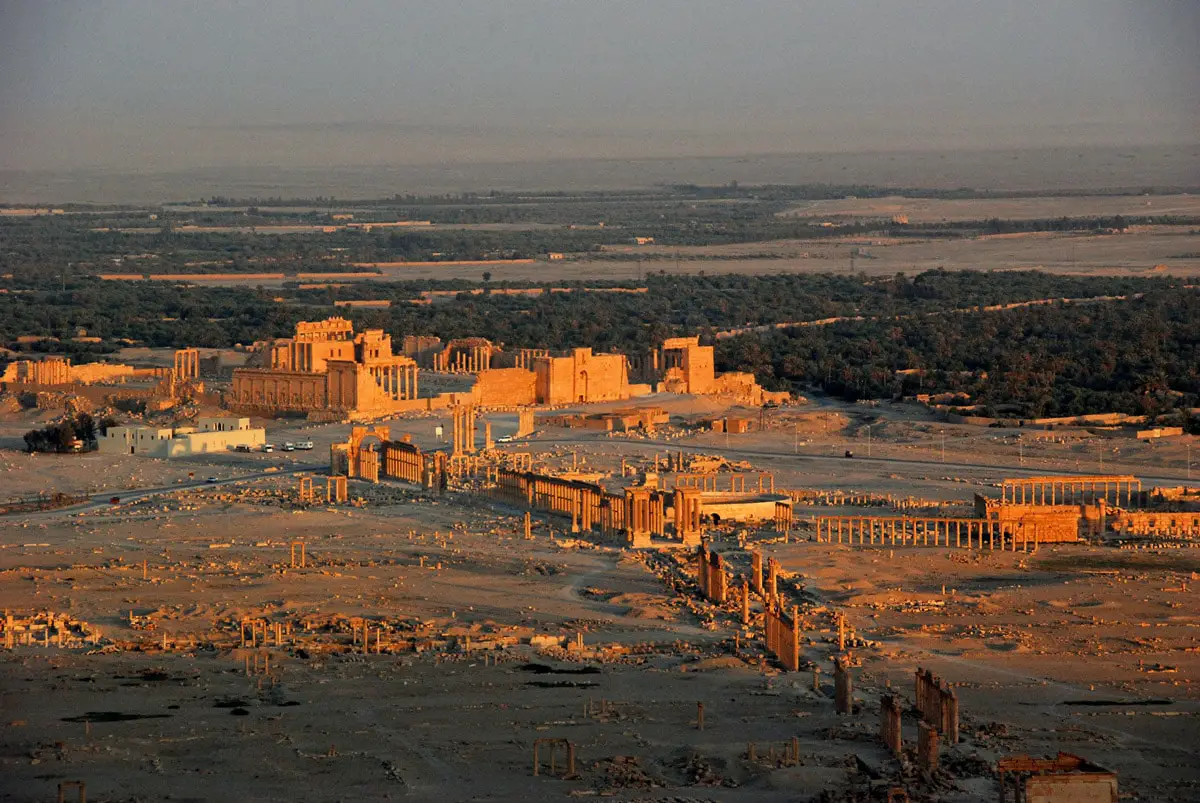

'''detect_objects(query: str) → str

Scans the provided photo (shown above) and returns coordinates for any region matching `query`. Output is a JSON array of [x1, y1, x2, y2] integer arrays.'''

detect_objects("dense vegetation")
[[0, 270, 1180, 352], [3, 187, 1197, 419], [2, 266, 1197, 418], [717, 289, 1200, 418]]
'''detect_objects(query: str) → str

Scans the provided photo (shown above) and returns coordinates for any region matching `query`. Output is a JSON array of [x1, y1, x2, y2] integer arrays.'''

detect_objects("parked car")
[[261, 444, 275, 453], [283, 442, 296, 452]]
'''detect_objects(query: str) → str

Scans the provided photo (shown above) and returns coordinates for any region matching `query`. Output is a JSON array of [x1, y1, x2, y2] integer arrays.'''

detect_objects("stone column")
[[880, 695, 902, 756], [917, 722, 940, 770], [834, 658, 853, 715]]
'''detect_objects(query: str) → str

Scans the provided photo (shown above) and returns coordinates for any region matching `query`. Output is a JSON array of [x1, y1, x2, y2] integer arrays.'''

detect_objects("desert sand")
[[2, 396, 1197, 801]]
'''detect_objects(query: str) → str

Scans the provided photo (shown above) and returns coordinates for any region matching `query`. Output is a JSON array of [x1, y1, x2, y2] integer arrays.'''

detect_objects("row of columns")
[[14, 357, 72, 385], [748, 550, 780, 601], [774, 502, 792, 533], [674, 488, 703, 546], [495, 470, 707, 545], [814, 515, 1040, 551], [1001, 476, 1141, 507], [514, 349, 549, 370], [370, 362, 418, 401], [451, 405, 478, 456], [674, 472, 776, 493], [695, 545, 728, 603], [233, 374, 324, 409], [915, 667, 960, 744], [358, 449, 380, 483], [491, 470, 621, 538], [436, 346, 492, 373], [173, 348, 199, 381], [626, 487, 666, 547], [764, 601, 801, 671], [383, 441, 424, 484]]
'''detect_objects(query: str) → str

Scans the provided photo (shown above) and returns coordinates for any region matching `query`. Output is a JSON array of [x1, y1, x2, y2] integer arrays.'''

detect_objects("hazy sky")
[[1, 1, 1197, 171]]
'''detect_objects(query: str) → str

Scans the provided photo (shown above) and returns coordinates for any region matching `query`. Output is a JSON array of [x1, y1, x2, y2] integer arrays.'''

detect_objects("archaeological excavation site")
[[1, 308, 1196, 803]]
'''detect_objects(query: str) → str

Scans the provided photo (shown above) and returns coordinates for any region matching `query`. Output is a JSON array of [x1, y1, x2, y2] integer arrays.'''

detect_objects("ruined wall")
[[276, 338, 356, 373], [534, 348, 629, 405], [230, 369, 328, 413], [1111, 510, 1200, 537], [472, 368, 537, 407], [401, 335, 443, 368], [71, 363, 145, 383], [271, 317, 357, 373], [712, 372, 770, 404], [1, 358, 71, 385], [326, 361, 370, 413], [1, 358, 147, 386], [661, 337, 715, 395], [974, 499, 1083, 543], [1025, 774, 1117, 802]]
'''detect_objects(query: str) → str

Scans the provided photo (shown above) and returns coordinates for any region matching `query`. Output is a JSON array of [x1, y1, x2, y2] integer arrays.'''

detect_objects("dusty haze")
[[0, 1, 1197, 200]]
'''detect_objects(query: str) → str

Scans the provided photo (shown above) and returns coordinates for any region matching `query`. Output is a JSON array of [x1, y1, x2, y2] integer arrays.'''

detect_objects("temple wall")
[[534, 349, 629, 404], [472, 368, 537, 407]]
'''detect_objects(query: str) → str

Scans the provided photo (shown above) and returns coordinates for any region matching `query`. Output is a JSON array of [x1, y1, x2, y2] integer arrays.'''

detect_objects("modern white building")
[[99, 417, 265, 457]]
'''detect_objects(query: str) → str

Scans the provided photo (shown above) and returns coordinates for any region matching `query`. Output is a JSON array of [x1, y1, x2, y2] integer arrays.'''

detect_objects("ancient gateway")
[[230, 318, 420, 420]]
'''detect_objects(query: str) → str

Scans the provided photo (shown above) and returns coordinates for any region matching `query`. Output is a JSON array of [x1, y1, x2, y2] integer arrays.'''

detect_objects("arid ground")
[[2, 396, 1197, 801]]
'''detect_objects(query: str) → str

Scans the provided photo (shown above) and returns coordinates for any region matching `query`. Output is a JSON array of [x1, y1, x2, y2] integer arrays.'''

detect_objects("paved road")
[[3, 463, 327, 523], [529, 436, 1192, 486]]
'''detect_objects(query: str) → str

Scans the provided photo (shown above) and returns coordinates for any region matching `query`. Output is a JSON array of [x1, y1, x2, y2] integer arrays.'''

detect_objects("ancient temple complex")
[[230, 318, 419, 420]]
